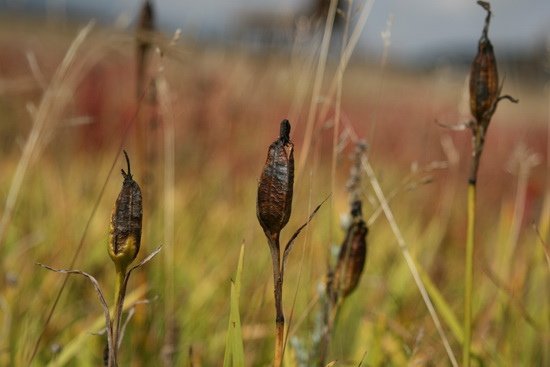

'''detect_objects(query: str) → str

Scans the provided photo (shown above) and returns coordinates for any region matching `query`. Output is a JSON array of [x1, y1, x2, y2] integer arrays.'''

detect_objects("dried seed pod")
[[256, 119, 294, 241], [330, 200, 368, 302], [469, 1, 499, 125], [109, 151, 143, 271]]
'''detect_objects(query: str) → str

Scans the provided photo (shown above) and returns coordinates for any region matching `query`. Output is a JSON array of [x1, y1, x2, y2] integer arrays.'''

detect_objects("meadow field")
[[0, 8, 548, 367]]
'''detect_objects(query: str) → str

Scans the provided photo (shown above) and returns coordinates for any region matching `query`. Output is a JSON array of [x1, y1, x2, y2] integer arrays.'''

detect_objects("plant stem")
[[463, 124, 484, 367], [112, 268, 127, 367], [463, 182, 476, 367], [318, 298, 340, 367], [269, 236, 284, 367]]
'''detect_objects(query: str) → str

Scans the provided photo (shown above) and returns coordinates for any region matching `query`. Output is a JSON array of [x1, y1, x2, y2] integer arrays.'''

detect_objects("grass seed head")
[[330, 200, 368, 302], [469, 1, 499, 125], [109, 151, 143, 271], [256, 119, 294, 243]]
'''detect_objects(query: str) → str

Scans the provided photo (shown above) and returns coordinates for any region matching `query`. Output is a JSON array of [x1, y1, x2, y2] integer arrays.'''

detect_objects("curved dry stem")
[[282, 196, 329, 268], [37, 264, 115, 367], [112, 247, 162, 363]]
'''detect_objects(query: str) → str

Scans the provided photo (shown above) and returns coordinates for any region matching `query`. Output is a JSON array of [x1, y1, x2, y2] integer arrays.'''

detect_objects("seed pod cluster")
[[109, 152, 143, 271], [256, 119, 294, 242], [469, 1, 498, 125], [329, 200, 368, 303]]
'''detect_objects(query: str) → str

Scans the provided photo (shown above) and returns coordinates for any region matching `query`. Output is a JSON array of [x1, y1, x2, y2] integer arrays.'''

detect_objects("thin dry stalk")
[[298, 0, 339, 173], [316, 0, 376, 131], [361, 156, 459, 367], [330, 0, 354, 251], [37, 265, 115, 367], [157, 73, 178, 365], [462, 3, 518, 365], [0, 21, 94, 250]]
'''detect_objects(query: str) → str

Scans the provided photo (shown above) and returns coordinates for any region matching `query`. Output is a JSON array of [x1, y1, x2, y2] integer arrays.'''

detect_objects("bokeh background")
[[0, 1, 548, 366]]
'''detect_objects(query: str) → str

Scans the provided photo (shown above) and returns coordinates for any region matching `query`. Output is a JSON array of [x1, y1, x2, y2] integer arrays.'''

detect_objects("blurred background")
[[3, 0, 550, 66], [0, 1, 549, 366]]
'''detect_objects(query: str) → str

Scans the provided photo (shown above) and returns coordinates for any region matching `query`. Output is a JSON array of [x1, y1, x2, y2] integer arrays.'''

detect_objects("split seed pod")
[[469, 1, 498, 125], [109, 151, 143, 271], [257, 119, 294, 243], [330, 200, 368, 303]]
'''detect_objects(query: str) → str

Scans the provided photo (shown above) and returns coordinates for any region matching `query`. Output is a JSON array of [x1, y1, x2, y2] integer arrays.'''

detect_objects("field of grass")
[[0, 12, 548, 367]]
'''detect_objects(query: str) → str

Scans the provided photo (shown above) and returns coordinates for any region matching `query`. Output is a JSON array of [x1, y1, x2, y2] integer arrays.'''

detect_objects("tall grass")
[[0, 2, 547, 366]]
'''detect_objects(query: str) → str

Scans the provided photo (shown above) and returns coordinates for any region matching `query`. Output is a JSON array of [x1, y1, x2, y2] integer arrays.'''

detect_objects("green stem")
[[112, 268, 127, 367], [463, 182, 476, 367]]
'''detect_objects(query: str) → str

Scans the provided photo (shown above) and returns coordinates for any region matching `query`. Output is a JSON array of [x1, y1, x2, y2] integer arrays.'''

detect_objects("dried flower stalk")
[[109, 151, 144, 366], [463, 3, 518, 366], [257, 119, 294, 367], [257, 120, 325, 367]]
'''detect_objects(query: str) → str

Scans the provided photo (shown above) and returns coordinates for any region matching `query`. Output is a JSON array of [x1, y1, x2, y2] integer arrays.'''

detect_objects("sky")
[[3, 0, 550, 61]]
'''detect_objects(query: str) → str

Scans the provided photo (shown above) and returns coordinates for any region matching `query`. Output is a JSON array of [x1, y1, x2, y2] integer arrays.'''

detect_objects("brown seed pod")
[[108, 151, 143, 271], [469, 1, 499, 125], [256, 119, 294, 242], [330, 200, 368, 303]]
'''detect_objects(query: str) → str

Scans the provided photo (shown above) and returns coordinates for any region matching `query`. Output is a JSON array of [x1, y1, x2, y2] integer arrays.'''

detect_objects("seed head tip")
[[280, 119, 291, 143], [122, 150, 132, 179]]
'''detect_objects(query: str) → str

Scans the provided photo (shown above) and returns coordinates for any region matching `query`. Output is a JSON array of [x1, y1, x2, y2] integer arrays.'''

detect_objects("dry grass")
[[0, 15, 548, 366]]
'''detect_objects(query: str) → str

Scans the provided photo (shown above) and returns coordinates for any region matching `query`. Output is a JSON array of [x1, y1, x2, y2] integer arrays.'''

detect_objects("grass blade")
[[282, 196, 329, 267], [223, 244, 245, 367]]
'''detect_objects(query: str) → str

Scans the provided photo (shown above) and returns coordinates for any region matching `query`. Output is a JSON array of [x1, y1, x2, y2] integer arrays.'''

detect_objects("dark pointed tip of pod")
[[121, 150, 134, 181], [279, 119, 291, 143]]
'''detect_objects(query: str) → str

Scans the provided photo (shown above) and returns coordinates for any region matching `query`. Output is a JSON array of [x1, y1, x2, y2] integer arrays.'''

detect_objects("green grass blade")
[[223, 244, 245, 367], [414, 259, 463, 343]]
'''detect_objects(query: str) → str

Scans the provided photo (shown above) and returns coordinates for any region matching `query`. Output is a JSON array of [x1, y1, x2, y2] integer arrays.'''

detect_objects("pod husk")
[[256, 119, 294, 243], [109, 153, 143, 270]]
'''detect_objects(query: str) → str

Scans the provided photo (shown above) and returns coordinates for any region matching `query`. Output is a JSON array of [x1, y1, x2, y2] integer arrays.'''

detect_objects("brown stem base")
[[274, 321, 284, 367]]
